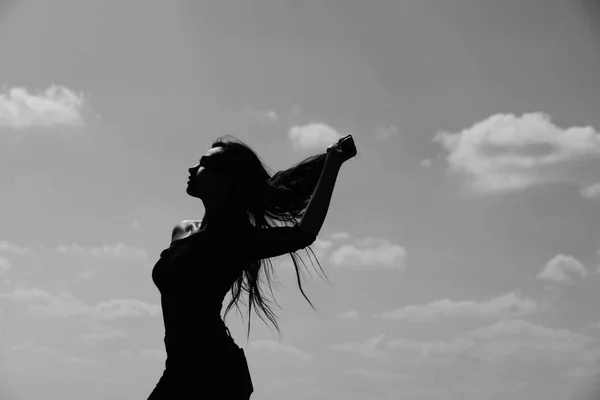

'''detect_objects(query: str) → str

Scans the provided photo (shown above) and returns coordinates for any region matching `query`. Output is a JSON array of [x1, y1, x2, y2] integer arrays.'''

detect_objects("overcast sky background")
[[2, 0, 600, 399]]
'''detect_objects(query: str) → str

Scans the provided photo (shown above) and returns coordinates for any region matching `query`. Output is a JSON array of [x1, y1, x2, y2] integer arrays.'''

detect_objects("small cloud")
[[248, 340, 314, 361], [434, 113, 600, 194], [2, 285, 160, 319], [140, 348, 166, 359], [421, 159, 433, 168], [78, 329, 126, 344], [537, 254, 587, 283], [313, 238, 333, 252], [375, 125, 398, 142], [329, 237, 407, 270], [470, 319, 591, 344], [330, 232, 351, 241], [336, 310, 359, 320], [0, 256, 12, 274], [374, 292, 537, 321], [54, 243, 148, 261], [0, 85, 85, 130], [581, 183, 600, 199], [327, 333, 389, 360], [264, 110, 278, 121], [0, 241, 30, 254], [387, 337, 475, 360], [246, 109, 279, 123], [289, 123, 343, 151], [343, 367, 408, 381]]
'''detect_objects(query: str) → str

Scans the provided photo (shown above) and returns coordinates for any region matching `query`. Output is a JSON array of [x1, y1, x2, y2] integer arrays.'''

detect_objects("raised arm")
[[243, 135, 356, 262], [244, 223, 317, 261], [297, 153, 342, 237], [298, 134, 356, 236]]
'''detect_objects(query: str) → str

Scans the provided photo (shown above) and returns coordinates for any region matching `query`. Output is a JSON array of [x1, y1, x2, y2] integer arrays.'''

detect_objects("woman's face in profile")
[[186, 146, 233, 199]]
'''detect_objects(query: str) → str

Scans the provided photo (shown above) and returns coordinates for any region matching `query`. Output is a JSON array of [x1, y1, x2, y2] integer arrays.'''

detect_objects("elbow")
[[303, 234, 317, 248], [295, 224, 318, 247], [297, 221, 319, 239]]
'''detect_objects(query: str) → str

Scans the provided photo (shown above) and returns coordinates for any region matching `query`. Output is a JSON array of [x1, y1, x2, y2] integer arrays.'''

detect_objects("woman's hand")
[[326, 134, 357, 164]]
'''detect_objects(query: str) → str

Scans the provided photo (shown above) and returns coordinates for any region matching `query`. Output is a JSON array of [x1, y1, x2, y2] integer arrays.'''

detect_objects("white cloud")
[[246, 109, 279, 123], [471, 319, 591, 344], [434, 113, 600, 193], [330, 232, 351, 241], [581, 183, 600, 199], [329, 237, 407, 269], [289, 123, 343, 150], [374, 292, 537, 321], [387, 337, 475, 360], [343, 367, 408, 381], [0, 256, 12, 273], [2, 286, 160, 319], [375, 125, 398, 141], [0, 240, 30, 254], [327, 333, 390, 360], [248, 339, 314, 361], [421, 158, 433, 168], [77, 329, 127, 344], [0, 85, 85, 130], [140, 348, 166, 359], [384, 319, 592, 367], [54, 243, 148, 261], [537, 254, 587, 283], [336, 310, 359, 320], [313, 238, 333, 252], [468, 319, 592, 362]]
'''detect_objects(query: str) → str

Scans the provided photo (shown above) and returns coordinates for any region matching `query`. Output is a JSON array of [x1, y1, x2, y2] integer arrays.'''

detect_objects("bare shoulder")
[[171, 220, 201, 243]]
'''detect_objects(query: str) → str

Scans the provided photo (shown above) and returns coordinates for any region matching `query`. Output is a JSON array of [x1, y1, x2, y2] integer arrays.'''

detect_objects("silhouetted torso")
[[148, 222, 316, 398]]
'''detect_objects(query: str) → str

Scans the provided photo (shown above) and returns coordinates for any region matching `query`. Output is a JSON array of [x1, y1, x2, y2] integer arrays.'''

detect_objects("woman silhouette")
[[147, 134, 357, 399]]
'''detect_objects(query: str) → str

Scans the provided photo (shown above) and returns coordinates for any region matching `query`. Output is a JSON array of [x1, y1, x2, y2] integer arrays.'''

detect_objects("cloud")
[[581, 183, 600, 199], [77, 329, 127, 344], [374, 292, 537, 321], [248, 340, 314, 361], [385, 319, 592, 365], [0, 240, 31, 254], [387, 337, 475, 360], [336, 310, 359, 320], [0, 85, 85, 130], [330, 232, 351, 241], [140, 348, 166, 359], [313, 238, 333, 252], [289, 123, 343, 150], [0, 256, 12, 274], [329, 232, 350, 241], [375, 125, 398, 142], [2, 286, 160, 319], [6, 338, 96, 366], [327, 333, 390, 361], [468, 319, 592, 362], [54, 243, 148, 261], [246, 109, 279, 123], [343, 367, 408, 381], [329, 237, 407, 269], [434, 113, 600, 193], [421, 159, 433, 168], [537, 254, 587, 283], [471, 319, 591, 344]]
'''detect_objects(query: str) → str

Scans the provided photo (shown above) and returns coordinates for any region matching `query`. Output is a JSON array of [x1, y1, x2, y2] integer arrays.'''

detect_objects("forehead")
[[202, 146, 225, 160]]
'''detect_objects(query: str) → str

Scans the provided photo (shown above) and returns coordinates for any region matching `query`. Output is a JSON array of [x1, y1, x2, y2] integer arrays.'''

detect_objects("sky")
[[1, 0, 600, 399]]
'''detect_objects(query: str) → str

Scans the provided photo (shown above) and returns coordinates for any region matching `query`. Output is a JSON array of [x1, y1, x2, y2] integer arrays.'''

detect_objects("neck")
[[201, 206, 247, 232]]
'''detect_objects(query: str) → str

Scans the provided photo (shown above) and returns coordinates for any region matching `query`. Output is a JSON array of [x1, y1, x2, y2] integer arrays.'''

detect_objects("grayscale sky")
[[1, 0, 600, 399]]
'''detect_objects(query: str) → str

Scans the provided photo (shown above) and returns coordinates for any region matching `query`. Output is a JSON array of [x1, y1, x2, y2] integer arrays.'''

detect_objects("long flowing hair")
[[212, 135, 331, 339]]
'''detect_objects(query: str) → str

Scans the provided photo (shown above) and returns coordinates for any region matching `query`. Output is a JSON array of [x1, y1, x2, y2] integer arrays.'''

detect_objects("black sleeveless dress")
[[147, 223, 316, 399]]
